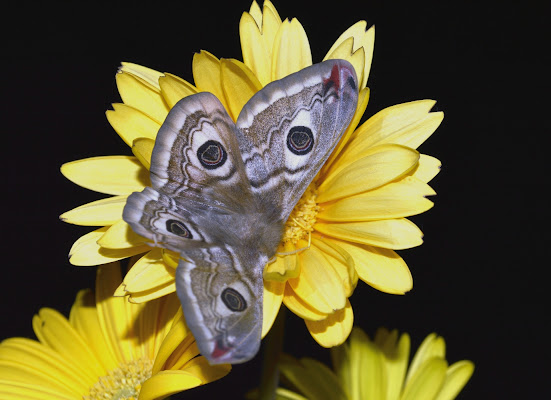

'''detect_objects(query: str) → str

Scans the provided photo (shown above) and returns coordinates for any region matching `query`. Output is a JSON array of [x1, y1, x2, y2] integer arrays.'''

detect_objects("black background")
[[2, 1, 547, 398]]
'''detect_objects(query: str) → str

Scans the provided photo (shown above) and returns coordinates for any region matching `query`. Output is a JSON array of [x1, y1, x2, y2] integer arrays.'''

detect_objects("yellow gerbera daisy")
[[61, 0, 442, 347], [275, 327, 474, 400], [0, 263, 230, 400]]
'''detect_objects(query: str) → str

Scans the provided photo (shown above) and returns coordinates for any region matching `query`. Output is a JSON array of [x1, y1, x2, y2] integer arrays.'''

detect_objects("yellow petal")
[[221, 58, 263, 121], [32, 309, 105, 380], [264, 242, 300, 282], [262, 280, 285, 338], [318, 144, 420, 203], [132, 138, 155, 170], [406, 334, 446, 387], [158, 73, 198, 109], [106, 103, 160, 147], [324, 241, 413, 294], [282, 284, 327, 321], [412, 154, 441, 183], [69, 290, 119, 372], [402, 358, 447, 400], [61, 156, 150, 195], [69, 227, 150, 266], [434, 360, 474, 400], [271, 18, 312, 80], [324, 37, 366, 91], [240, 11, 271, 86], [324, 22, 375, 90], [127, 281, 176, 303], [279, 355, 347, 400], [116, 71, 168, 124], [192, 51, 227, 110], [0, 358, 82, 399], [60, 195, 127, 226], [374, 329, 410, 400], [95, 264, 145, 363], [180, 356, 231, 384], [247, 0, 263, 25], [0, 337, 94, 394], [122, 249, 176, 292], [318, 176, 435, 222], [152, 310, 191, 374], [288, 245, 347, 314], [349, 100, 443, 151], [97, 220, 146, 249], [312, 237, 357, 297], [119, 62, 163, 90], [347, 328, 388, 400], [305, 300, 353, 348], [315, 218, 423, 250], [139, 370, 203, 400]]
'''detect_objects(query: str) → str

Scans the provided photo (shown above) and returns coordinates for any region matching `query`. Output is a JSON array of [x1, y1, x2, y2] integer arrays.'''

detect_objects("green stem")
[[258, 307, 286, 400]]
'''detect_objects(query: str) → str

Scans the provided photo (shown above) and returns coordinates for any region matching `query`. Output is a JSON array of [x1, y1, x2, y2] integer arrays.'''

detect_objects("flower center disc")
[[85, 358, 153, 400], [282, 183, 320, 244]]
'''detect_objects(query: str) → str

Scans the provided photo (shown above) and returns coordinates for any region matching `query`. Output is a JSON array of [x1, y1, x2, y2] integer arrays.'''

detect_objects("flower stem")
[[258, 307, 286, 400]]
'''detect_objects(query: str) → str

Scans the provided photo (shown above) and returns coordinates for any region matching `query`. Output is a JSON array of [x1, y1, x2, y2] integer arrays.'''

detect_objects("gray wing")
[[175, 246, 266, 364], [235, 59, 359, 222]]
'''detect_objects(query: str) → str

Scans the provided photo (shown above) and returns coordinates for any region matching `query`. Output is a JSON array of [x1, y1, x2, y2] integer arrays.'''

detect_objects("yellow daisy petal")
[[349, 100, 443, 151], [122, 249, 176, 293], [282, 284, 327, 322], [279, 355, 347, 400], [324, 37, 366, 91], [180, 356, 231, 383], [288, 244, 347, 314], [131, 137, 155, 170], [305, 300, 353, 348], [158, 73, 198, 109], [318, 176, 435, 222], [264, 242, 301, 282], [192, 50, 227, 109], [119, 62, 164, 90], [406, 334, 446, 386], [0, 338, 93, 393], [221, 58, 263, 121], [240, 11, 271, 86], [434, 361, 475, 400], [401, 358, 447, 400], [32, 309, 104, 380], [262, 280, 285, 338], [97, 220, 146, 249], [127, 281, 176, 304], [60, 195, 127, 226], [69, 290, 119, 372], [106, 103, 160, 147], [413, 154, 442, 183], [271, 18, 312, 80], [312, 237, 357, 297], [0, 380, 77, 400], [318, 144, 420, 203], [115, 71, 168, 124], [61, 156, 150, 196], [315, 218, 423, 250], [152, 311, 191, 374], [137, 370, 203, 399], [324, 21, 375, 90], [322, 241, 413, 294], [247, 0, 263, 25], [69, 228, 150, 266], [350, 328, 387, 400], [0, 359, 81, 398], [374, 328, 410, 400]]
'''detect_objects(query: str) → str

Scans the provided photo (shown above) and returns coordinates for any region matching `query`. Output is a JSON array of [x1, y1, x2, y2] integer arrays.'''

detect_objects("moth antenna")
[[275, 232, 312, 256]]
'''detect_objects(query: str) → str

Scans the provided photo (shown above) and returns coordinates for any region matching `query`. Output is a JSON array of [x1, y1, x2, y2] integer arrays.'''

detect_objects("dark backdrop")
[[3, 1, 546, 398]]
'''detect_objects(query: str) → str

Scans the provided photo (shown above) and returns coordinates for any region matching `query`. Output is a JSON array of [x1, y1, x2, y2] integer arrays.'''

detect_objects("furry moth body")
[[123, 59, 358, 364]]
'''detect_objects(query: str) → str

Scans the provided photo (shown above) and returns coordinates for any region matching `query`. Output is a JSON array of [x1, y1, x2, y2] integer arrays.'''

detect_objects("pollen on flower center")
[[282, 182, 320, 244], [85, 358, 153, 400]]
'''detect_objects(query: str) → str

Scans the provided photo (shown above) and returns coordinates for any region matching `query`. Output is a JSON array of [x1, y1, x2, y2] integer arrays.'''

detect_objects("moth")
[[123, 59, 358, 364]]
